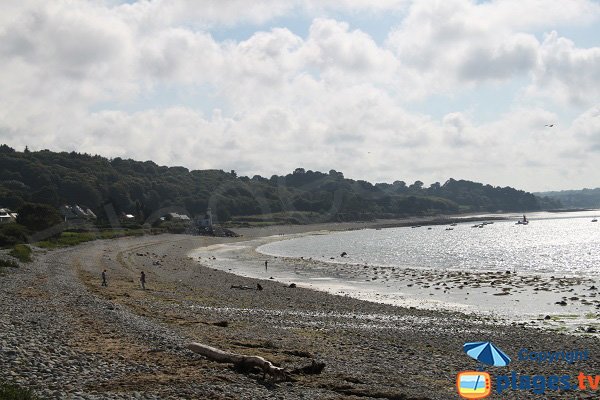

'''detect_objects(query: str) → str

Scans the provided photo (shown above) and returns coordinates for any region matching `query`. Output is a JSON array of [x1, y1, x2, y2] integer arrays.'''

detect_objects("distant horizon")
[[3, 143, 598, 194]]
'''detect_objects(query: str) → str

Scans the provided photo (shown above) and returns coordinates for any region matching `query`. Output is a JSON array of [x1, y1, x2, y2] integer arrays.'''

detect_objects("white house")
[[0, 208, 17, 224], [167, 212, 190, 221], [60, 205, 97, 222]]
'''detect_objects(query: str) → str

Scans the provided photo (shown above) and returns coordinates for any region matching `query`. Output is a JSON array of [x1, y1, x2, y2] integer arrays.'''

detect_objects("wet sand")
[[192, 229, 600, 333]]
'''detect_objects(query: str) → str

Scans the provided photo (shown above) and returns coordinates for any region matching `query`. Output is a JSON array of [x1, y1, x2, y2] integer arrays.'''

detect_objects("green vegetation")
[[0, 145, 562, 242], [0, 224, 28, 247], [0, 382, 38, 400], [36, 229, 145, 249], [9, 244, 32, 262], [0, 258, 20, 269], [16, 203, 62, 231], [535, 187, 600, 209]]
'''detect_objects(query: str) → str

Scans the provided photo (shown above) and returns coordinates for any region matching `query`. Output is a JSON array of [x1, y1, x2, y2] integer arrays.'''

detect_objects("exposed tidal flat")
[[0, 218, 599, 399], [199, 211, 600, 328]]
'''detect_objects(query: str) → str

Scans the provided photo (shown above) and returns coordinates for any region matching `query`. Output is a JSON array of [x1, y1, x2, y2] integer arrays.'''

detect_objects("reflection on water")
[[257, 211, 600, 276]]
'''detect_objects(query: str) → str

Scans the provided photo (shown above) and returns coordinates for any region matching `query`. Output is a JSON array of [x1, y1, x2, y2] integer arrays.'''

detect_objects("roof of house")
[[60, 205, 97, 220], [168, 212, 190, 220]]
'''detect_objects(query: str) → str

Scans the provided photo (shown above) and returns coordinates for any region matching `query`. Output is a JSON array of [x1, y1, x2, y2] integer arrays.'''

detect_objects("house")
[[0, 208, 17, 224], [167, 212, 190, 221], [60, 205, 97, 222], [122, 213, 135, 220]]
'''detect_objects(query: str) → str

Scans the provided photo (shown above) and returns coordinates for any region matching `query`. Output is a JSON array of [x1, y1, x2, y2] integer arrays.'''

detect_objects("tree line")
[[0, 145, 561, 233], [534, 188, 600, 209]]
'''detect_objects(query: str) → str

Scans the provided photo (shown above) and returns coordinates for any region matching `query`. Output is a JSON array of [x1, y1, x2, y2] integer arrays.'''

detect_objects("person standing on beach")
[[264, 260, 268, 271], [101, 270, 107, 287], [140, 271, 146, 290]]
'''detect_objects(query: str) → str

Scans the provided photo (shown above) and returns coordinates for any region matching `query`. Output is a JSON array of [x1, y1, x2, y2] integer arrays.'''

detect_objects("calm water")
[[257, 211, 600, 277]]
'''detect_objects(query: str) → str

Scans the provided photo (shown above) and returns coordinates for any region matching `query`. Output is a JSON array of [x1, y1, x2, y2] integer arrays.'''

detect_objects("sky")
[[1, 0, 599, 192]]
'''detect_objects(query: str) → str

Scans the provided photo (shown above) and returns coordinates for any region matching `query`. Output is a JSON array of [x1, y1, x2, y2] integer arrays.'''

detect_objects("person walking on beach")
[[264, 260, 268, 271], [101, 269, 107, 287], [140, 271, 146, 290]]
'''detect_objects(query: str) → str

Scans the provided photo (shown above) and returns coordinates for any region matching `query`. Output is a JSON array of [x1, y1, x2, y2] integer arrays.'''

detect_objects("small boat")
[[516, 215, 529, 225], [593, 218, 598, 222]]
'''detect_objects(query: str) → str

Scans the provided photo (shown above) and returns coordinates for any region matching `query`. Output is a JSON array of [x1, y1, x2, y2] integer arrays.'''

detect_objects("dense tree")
[[0, 147, 558, 224], [535, 188, 600, 209], [0, 144, 15, 153], [32, 186, 59, 206], [16, 203, 62, 231], [0, 223, 29, 247]]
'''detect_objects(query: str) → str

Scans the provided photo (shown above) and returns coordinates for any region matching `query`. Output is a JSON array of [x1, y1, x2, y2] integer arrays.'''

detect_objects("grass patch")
[[9, 244, 32, 263], [0, 258, 20, 269], [550, 314, 579, 321], [36, 229, 145, 249], [0, 381, 38, 400]]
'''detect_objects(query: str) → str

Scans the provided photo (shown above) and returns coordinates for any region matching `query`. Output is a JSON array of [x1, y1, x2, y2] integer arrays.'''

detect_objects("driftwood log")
[[187, 343, 287, 380], [187, 343, 326, 381], [228, 283, 263, 290]]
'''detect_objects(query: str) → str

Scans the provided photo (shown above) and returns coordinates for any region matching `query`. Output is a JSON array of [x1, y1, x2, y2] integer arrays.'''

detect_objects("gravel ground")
[[1, 227, 599, 399]]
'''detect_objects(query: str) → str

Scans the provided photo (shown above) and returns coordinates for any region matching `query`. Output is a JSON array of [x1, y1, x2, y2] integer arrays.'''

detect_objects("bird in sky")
[[545, 124, 555, 127]]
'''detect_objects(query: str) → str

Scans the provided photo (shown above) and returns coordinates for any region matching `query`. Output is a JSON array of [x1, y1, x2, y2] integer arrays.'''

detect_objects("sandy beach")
[[1, 222, 599, 399]]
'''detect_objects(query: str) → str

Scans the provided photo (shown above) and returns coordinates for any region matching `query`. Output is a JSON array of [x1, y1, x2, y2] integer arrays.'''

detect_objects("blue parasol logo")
[[463, 341, 511, 367]]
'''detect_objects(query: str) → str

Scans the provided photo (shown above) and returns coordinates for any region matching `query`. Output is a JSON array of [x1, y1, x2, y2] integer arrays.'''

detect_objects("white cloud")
[[386, 0, 600, 97], [113, 0, 411, 30], [0, 0, 600, 191], [457, 33, 539, 82], [528, 32, 600, 107], [138, 28, 223, 84], [572, 105, 600, 152], [303, 19, 399, 82], [114, 0, 295, 30]]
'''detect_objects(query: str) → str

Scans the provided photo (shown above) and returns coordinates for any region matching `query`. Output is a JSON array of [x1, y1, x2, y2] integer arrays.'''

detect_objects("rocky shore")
[[1, 226, 599, 399]]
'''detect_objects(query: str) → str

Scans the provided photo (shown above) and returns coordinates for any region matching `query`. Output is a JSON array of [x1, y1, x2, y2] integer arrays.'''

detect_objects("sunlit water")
[[257, 211, 600, 277]]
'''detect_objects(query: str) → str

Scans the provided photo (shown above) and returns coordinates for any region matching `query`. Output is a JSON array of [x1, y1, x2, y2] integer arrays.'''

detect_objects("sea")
[[192, 210, 600, 320], [257, 211, 600, 277]]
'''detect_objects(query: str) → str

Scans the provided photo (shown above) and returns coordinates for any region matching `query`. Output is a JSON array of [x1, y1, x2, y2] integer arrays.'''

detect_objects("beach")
[[1, 222, 599, 399], [195, 223, 600, 326]]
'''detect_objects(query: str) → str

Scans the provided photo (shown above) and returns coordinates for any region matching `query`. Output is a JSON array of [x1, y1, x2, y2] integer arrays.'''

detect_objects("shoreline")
[[1, 228, 599, 399], [190, 227, 600, 333]]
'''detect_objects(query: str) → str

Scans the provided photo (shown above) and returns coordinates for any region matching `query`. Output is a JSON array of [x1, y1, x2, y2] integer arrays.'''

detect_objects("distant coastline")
[[543, 208, 595, 213]]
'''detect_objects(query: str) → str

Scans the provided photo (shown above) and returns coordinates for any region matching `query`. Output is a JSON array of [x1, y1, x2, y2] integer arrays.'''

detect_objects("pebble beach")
[[1, 223, 599, 399]]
